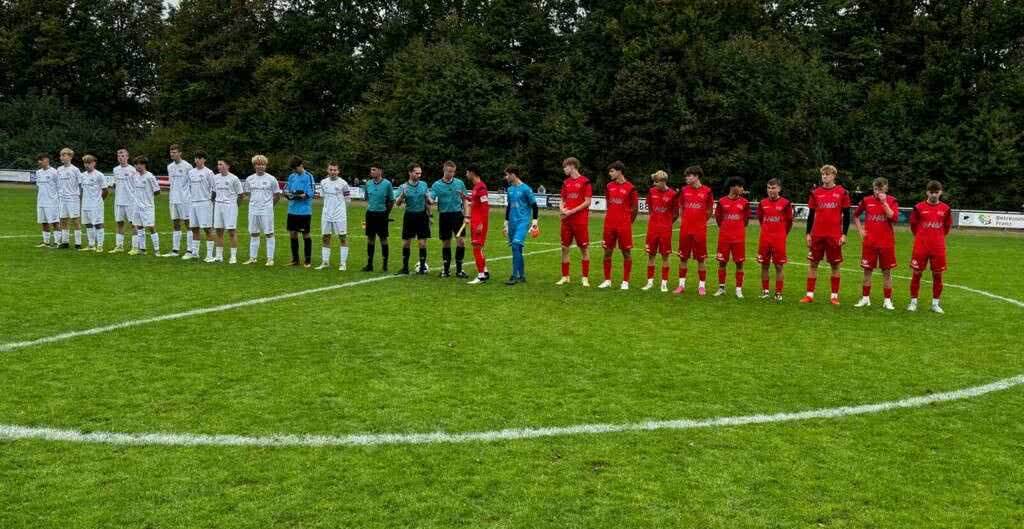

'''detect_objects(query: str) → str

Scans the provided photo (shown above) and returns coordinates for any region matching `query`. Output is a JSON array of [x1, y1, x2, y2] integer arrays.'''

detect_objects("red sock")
[[883, 287, 892, 300], [473, 247, 485, 272], [910, 272, 922, 298], [647, 264, 655, 280], [717, 268, 727, 286], [698, 269, 707, 282], [581, 259, 590, 277], [775, 279, 784, 294], [603, 259, 612, 281], [762, 278, 770, 291], [679, 266, 688, 279], [932, 272, 943, 299], [561, 261, 569, 277], [831, 276, 841, 295], [736, 271, 744, 288], [661, 265, 670, 281], [806, 277, 816, 294], [623, 259, 632, 282], [862, 284, 871, 297]]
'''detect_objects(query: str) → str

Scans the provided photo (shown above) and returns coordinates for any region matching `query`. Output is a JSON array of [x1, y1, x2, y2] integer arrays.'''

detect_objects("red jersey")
[[560, 175, 592, 224], [715, 195, 750, 243], [854, 195, 898, 248], [647, 186, 677, 230], [469, 180, 489, 222], [910, 201, 952, 253], [605, 180, 638, 225], [679, 184, 714, 235], [807, 185, 851, 239], [758, 196, 794, 242]]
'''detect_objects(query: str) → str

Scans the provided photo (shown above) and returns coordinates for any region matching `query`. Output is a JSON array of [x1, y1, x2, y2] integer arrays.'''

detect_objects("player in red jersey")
[[643, 170, 678, 292], [556, 157, 593, 287], [713, 177, 750, 298], [464, 165, 491, 285], [853, 177, 899, 310], [908, 180, 952, 314], [673, 165, 714, 296], [757, 178, 794, 302], [800, 165, 852, 305], [598, 161, 639, 290]]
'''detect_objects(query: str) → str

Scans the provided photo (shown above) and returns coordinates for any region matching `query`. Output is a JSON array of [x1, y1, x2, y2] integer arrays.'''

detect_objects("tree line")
[[1, 0, 1022, 209]]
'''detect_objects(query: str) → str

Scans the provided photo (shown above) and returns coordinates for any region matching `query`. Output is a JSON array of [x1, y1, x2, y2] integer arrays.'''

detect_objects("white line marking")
[[2, 374, 1021, 447]]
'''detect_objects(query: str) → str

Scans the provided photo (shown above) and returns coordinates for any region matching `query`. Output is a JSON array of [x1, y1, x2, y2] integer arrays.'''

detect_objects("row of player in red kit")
[[553, 159, 952, 313]]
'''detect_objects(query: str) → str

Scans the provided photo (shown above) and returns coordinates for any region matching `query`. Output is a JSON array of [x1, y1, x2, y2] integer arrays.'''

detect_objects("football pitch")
[[1, 183, 1022, 528]]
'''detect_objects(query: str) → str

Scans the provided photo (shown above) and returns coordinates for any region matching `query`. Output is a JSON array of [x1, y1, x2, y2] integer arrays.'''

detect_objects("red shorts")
[[602, 223, 633, 250], [561, 221, 590, 248], [678, 232, 708, 261], [716, 239, 746, 263], [861, 244, 896, 270], [910, 249, 947, 272], [645, 228, 672, 256], [470, 219, 488, 246], [757, 239, 788, 265], [808, 236, 843, 264]]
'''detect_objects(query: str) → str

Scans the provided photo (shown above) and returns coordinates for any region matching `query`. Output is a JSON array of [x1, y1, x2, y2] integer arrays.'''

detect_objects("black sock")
[[442, 247, 452, 272], [367, 242, 375, 264], [402, 247, 410, 269], [303, 236, 312, 263], [382, 244, 389, 267], [419, 247, 427, 269], [290, 238, 299, 261], [455, 246, 465, 271]]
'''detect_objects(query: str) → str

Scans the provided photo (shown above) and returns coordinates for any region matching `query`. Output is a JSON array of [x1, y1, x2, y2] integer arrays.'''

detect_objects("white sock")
[[186, 231, 194, 253], [340, 246, 349, 265], [230, 247, 237, 260], [73, 229, 82, 245], [137, 233, 145, 251], [43, 231, 51, 244], [206, 240, 215, 259], [678, 278, 686, 288], [250, 238, 260, 259], [321, 247, 331, 264], [116, 232, 124, 247], [216, 246, 224, 259], [172, 230, 181, 252], [61, 229, 69, 243], [86, 227, 95, 246], [266, 238, 276, 259], [698, 280, 706, 288], [831, 292, 839, 299], [150, 232, 160, 253], [95, 228, 104, 247], [806, 292, 815, 298], [932, 298, 941, 306], [191, 239, 199, 256]]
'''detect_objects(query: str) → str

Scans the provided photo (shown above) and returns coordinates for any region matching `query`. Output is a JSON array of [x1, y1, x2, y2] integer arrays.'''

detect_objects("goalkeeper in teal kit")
[[502, 165, 540, 285]]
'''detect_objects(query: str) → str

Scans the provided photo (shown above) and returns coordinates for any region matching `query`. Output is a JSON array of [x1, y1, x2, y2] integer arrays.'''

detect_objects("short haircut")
[[872, 177, 888, 188], [169, 144, 181, 152], [328, 161, 340, 168], [608, 160, 626, 173], [36, 153, 49, 161], [684, 165, 704, 178], [466, 164, 481, 176], [926, 180, 943, 192], [443, 160, 456, 169], [767, 178, 781, 187], [251, 154, 269, 166], [82, 154, 97, 163], [133, 155, 149, 168], [651, 170, 669, 181], [370, 162, 383, 170], [194, 150, 207, 160], [562, 157, 579, 168], [218, 159, 233, 167], [407, 162, 421, 173], [116, 147, 129, 154], [726, 176, 746, 189], [288, 156, 304, 170], [60, 147, 74, 156], [504, 165, 520, 177], [820, 164, 838, 176]]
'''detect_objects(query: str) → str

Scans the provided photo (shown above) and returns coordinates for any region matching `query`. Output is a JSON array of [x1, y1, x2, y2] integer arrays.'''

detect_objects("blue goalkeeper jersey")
[[506, 183, 536, 226]]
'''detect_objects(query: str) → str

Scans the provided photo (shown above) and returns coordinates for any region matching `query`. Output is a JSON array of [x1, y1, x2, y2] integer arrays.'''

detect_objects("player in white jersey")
[[56, 147, 83, 249], [242, 154, 281, 266], [212, 159, 244, 263], [79, 154, 109, 252], [167, 144, 193, 256], [128, 156, 161, 256], [109, 147, 137, 252], [31, 153, 60, 247], [316, 162, 352, 270], [178, 151, 216, 261]]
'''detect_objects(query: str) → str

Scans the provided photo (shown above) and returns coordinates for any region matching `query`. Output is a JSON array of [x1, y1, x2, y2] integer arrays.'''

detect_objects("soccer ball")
[[415, 260, 430, 273]]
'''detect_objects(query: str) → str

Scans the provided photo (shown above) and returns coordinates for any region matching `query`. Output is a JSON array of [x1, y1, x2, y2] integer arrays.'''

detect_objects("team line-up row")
[[29, 148, 952, 313]]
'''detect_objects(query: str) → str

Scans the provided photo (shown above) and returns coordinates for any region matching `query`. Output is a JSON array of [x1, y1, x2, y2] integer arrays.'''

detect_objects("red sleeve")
[[853, 200, 866, 219], [841, 190, 851, 208], [560, 184, 566, 201], [743, 200, 751, 226], [807, 191, 817, 209], [631, 188, 639, 213], [705, 189, 714, 214], [909, 206, 920, 235], [714, 199, 724, 226], [757, 201, 765, 224], [583, 182, 593, 199], [889, 197, 899, 223], [785, 202, 794, 233], [944, 206, 952, 234]]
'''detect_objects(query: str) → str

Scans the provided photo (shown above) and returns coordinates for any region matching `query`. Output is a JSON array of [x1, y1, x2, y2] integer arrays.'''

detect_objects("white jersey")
[[188, 166, 216, 203], [112, 164, 137, 206], [57, 164, 82, 200], [32, 167, 60, 207], [132, 171, 161, 209], [80, 169, 108, 210], [213, 172, 243, 204], [167, 160, 193, 204], [320, 178, 351, 222], [244, 173, 280, 215]]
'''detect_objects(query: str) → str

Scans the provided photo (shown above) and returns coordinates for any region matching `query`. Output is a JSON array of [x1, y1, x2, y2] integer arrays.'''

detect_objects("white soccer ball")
[[415, 260, 430, 273]]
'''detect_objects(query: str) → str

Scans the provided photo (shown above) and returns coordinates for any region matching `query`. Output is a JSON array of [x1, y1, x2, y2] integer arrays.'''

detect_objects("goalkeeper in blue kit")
[[502, 165, 539, 285]]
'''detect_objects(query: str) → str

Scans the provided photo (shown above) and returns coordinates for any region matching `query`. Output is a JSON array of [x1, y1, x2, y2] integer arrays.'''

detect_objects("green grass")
[[1, 183, 1022, 528]]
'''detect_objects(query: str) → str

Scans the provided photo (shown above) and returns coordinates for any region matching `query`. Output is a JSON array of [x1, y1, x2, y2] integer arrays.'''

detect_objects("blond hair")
[[60, 147, 74, 157], [820, 164, 838, 176], [251, 154, 269, 166], [651, 170, 669, 181], [82, 154, 97, 164]]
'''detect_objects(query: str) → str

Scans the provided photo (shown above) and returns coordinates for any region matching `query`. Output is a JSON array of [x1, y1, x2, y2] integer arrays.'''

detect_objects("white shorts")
[[114, 204, 133, 223], [214, 203, 238, 230], [248, 213, 274, 235], [189, 202, 213, 228], [134, 206, 156, 227], [81, 208, 104, 226], [59, 199, 80, 218], [37, 206, 58, 224], [321, 218, 348, 236], [170, 202, 189, 221]]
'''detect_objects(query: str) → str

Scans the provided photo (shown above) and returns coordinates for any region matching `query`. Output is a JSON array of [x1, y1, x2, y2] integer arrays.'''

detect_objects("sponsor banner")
[[958, 211, 1024, 229], [0, 169, 32, 183]]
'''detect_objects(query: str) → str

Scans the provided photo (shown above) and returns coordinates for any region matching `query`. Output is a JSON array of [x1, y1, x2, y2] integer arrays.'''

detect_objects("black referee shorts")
[[365, 210, 389, 239], [402, 211, 431, 240], [287, 213, 312, 233], [438, 211, 465, 240]]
